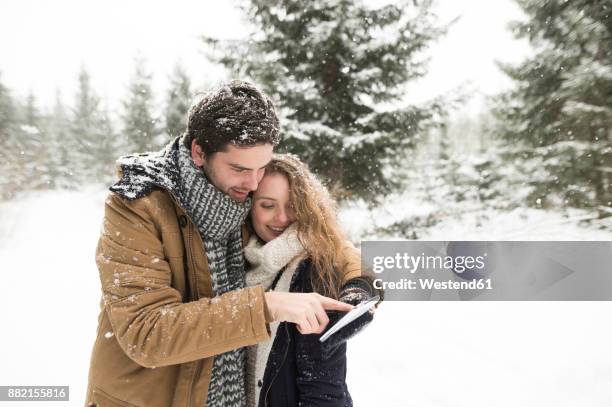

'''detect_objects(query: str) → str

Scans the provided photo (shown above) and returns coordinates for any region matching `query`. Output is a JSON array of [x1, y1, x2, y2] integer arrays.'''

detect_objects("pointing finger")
[[320, 297, 354, 312]]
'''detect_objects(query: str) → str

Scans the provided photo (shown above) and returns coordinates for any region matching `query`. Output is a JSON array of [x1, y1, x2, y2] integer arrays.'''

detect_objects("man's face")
[[191, 139, 273, 202]]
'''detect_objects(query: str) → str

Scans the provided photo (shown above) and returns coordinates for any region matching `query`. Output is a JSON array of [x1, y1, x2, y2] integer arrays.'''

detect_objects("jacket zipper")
[[165, 193, 202, 407], [184, 220, 202, 407], [264, 323, 291, 407]]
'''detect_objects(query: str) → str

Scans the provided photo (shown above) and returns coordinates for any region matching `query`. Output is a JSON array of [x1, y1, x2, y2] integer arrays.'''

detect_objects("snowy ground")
[[1, 188, 612, 406]]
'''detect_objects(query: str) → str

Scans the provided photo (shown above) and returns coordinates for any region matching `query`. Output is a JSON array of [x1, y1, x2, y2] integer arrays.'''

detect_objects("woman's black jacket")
[[257, 258, 376, 407]]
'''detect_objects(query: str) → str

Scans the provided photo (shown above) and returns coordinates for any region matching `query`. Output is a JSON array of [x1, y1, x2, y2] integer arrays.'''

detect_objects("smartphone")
[[319, 295, 379, 342]]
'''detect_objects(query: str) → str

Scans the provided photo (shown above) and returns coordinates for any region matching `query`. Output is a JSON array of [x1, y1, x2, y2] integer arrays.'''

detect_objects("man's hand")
[[264, 292, 354, 334]]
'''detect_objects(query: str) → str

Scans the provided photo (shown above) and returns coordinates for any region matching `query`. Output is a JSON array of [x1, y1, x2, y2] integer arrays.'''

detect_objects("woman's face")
[[251, 172, 296, 242]]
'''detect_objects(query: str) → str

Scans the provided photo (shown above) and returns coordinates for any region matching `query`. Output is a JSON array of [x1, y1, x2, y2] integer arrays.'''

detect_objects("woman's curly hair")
[[261, 153, 354, 299]]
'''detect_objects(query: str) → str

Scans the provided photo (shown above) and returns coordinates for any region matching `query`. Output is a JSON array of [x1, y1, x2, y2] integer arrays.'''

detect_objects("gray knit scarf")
[[176, 141, 250, 407]]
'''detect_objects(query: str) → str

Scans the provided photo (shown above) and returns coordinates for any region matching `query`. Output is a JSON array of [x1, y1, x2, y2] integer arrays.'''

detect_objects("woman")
[[244, 153, 380, 407]]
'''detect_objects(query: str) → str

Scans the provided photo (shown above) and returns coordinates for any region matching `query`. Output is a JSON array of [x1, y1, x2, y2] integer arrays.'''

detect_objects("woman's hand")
[[264, 292, 353, 334]]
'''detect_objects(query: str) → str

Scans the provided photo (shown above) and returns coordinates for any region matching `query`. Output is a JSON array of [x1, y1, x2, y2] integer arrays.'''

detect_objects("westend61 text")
[[374, 278, 493, 291]]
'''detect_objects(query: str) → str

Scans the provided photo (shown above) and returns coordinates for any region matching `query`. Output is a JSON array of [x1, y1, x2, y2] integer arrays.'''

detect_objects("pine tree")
[[0, 75, 14, 139], [22, 91, 51, 189], [69, 66, 122, 185], [46, 90, 73, 188], [71, 67, 103, 183], [493, 0, 612, 214], [437, 123, 466, 202], [204, 0, 446, 200], [0, 73, 23, 199], [165, 63, 192, 139], [95, 103, 121, 186], [122, 56, 160, 153]]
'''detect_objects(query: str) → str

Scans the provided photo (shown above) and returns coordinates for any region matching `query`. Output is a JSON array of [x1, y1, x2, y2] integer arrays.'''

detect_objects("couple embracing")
[[85, 80, 379, 407]]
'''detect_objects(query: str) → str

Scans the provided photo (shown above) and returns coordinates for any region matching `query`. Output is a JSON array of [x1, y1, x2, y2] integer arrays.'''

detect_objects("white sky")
[[0, 0, 531, 117]]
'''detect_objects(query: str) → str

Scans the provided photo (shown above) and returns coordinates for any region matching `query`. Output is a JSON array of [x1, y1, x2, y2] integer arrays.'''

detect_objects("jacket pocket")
[[90, 387, 139, 407]]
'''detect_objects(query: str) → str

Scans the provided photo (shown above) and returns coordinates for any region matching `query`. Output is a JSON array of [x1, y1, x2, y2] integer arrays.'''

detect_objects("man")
[[85, 81, 355, 407]]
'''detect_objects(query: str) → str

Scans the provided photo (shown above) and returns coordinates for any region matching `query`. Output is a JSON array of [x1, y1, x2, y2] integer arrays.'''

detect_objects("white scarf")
[[244, 223, 306, 407], [244, 223, 305, 290]]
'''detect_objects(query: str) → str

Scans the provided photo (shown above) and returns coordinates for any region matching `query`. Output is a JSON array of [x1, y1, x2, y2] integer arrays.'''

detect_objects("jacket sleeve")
[[294, 326, 351, 406], [319, 277, 376, 360], [96, 193, 271, 368], [339, 241, 384, 306], [293, 278, 376, 406]]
